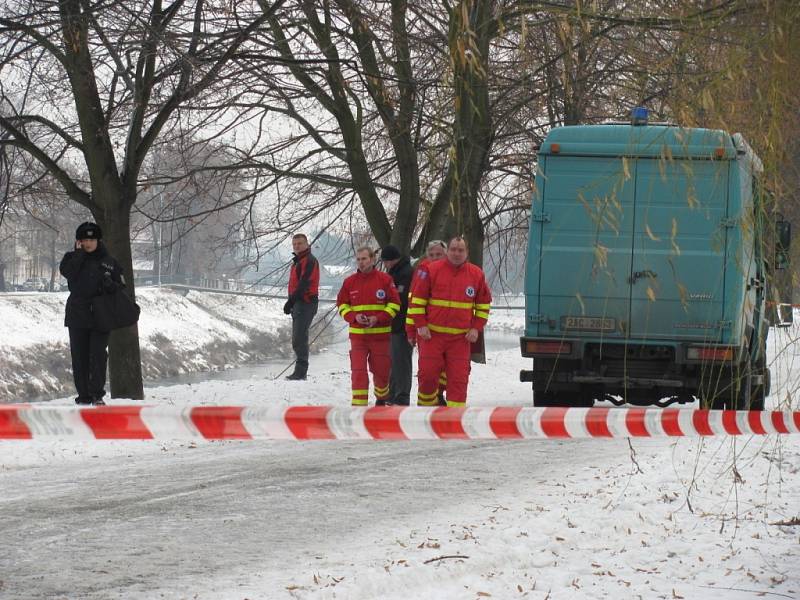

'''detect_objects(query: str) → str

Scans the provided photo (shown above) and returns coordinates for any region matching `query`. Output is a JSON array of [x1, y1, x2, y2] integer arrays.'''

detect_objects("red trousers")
[[349, 335, 391, 406], [417, 333, 470, 406]]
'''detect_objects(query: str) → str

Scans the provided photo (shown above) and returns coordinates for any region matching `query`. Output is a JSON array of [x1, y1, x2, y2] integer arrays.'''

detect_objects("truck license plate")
[[561, 316, 616, 332]]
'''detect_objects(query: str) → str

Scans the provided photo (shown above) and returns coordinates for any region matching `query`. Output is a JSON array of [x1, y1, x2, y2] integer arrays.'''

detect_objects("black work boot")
[[75, 396, 94, 405], [286, 372, 307, 381]]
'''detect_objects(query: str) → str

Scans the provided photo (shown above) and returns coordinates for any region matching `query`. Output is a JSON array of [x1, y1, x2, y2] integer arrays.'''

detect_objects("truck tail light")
[[525, 340, 572, 355], [687, 346, 734, 361]]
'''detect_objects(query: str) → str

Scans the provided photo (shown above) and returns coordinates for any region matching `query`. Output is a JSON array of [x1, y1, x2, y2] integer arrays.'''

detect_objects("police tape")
[[1, 405, 799, 441]]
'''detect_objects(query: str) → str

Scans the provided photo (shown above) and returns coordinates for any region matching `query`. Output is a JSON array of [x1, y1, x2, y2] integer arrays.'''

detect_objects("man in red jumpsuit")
[[337, 247, 401, 406], [409, 237, 491, 407], [406, 240, 448, 405]]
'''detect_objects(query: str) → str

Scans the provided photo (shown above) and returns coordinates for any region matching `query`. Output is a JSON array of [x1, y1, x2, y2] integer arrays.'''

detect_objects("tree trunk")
[[423, 0, 493, 266], [413, 165, 455, 257], [49, 231, 57, 290], [94, 207, 144, 400]]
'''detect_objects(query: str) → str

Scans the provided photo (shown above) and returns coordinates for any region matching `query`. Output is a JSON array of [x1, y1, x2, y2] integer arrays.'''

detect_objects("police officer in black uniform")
[[59, 222, 124, 405], [380, 245, 414, 405]]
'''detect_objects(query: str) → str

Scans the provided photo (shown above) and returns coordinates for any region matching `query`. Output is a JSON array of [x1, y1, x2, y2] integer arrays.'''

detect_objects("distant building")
[[0, 212, 68, 290]]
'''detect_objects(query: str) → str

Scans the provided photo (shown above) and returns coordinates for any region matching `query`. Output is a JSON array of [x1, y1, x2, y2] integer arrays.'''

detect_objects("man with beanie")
[[380, 244, 414, 405], [59, 221, 124, 405], [284, 233, 320, 380]]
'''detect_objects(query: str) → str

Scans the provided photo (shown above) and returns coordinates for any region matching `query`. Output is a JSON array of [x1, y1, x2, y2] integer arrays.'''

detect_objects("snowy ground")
[[0, 292, 798, 599]]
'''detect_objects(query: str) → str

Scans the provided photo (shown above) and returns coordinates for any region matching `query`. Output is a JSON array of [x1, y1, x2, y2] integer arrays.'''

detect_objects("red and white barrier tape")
[[1, 405, 799, 441]]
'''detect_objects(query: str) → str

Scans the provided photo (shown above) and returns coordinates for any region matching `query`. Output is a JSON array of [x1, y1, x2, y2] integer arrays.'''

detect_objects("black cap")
[[75, 222, 102, 240], [380, 245, 401, 261]]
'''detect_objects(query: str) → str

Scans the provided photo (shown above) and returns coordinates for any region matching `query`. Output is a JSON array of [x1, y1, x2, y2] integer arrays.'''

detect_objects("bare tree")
[[135, 139, 253, 284], [0, 0, 286, 398]]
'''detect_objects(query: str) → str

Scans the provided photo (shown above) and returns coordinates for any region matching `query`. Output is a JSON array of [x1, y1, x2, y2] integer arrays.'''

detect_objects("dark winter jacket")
[[59, 242, 124, 329], [387, 255, 413, 333]]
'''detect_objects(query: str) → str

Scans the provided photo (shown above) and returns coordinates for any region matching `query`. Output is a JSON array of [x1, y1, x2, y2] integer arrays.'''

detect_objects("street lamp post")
[[157, 192, 162, 287]]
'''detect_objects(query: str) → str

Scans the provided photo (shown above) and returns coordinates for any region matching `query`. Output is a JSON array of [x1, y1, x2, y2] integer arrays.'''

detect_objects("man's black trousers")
[[68, 327, 110, 400], [291, 299, 318, 376], [389, 332, 413, 405]]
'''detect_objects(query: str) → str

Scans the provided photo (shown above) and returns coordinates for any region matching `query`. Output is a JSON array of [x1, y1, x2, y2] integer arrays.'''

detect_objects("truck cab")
[[521, 111, 791, 410]]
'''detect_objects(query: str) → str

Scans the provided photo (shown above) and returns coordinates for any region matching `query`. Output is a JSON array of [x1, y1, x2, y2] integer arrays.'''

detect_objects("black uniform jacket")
[[387, 256, 413, 333], [59, 242, 124, 329]]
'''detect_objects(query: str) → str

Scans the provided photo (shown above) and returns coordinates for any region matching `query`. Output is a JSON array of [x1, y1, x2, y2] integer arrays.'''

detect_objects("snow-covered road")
[[0, 437, 613, 598], [2, 431, 690, 600]]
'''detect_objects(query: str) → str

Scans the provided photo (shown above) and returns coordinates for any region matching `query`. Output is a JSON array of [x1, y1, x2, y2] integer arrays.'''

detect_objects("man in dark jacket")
[[59, 222, 124, 405], [284, 233, 320, 380], [380, 245, 414, 405]]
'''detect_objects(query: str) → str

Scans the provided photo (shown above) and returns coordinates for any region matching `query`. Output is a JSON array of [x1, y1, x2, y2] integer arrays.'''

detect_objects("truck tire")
[[697, 375, 728, 410], [732, 361, 765, 411], [748, 357, 768, 411], [532, 390, 564, 407], [532, 389, 593, 407], [578, 385, 595, 408]]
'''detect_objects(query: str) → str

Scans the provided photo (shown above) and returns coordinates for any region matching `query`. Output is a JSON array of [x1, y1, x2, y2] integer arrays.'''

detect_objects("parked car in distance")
[[21, 277, 50, 292]]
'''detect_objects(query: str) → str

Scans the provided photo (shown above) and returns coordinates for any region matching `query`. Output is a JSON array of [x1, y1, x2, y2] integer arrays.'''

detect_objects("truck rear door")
[[629, 159, 729, 341], [535, 156, 634, 338]]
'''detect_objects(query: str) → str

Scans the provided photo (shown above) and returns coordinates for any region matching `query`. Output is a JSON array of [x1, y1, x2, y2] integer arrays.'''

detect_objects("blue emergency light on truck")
[[520, 109, 792, 410]]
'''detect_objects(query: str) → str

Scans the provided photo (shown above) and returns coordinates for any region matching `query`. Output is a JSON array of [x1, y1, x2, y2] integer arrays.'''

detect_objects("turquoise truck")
[[521, 109, 792, 410]]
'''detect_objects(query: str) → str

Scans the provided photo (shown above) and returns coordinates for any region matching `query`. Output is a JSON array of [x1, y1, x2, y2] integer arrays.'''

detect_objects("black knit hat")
[[75, 222, 102, 240], [380, 245, 401, 261]]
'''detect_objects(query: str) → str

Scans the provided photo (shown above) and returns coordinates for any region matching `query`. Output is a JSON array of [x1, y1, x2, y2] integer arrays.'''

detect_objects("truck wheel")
[[578, 385, 595, 408], [697, 388, 726, 410], [532, 390, 591, 407], [697, 366, 730, 410], [732, 361, 765, 411], [748, 358, 768, 412], [532, 390, 565, 407]]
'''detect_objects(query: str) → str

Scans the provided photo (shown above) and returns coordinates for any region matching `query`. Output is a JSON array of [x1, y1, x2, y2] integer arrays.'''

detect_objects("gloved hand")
[[283, 299, 295, 315], [102, 272, 116, 293]]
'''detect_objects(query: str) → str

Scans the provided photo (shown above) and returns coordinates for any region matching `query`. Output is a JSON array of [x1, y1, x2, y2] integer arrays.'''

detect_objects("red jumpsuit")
[[337, 269, 401, 406], [405, 258, 447, 405], [405, 258, 434, 342], [408, 259, 491, 407]]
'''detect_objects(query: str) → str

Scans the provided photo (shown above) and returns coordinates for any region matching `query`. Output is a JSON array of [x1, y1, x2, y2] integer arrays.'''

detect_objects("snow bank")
[[0, 288, 295, 402]]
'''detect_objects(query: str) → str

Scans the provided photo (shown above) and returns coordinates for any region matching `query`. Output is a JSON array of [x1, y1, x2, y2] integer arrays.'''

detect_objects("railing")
[[138, 283, 526, 309]]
